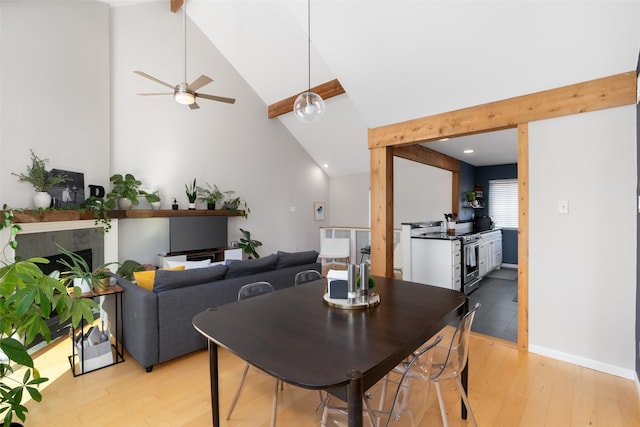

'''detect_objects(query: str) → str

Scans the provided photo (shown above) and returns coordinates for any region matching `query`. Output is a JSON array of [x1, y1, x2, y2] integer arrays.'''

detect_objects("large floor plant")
[[0, 207, 97, 426]]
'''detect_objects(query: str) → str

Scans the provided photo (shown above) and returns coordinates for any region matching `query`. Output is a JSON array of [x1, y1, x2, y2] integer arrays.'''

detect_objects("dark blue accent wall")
[[461, 163, 519, 265], [458, 161, 476, 221]]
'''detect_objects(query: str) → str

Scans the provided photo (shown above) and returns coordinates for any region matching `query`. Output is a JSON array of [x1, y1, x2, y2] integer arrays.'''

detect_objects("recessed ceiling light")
[[439, 138, 449, 142], [323, 163, 329, 168], [463, 149, 474, 154]]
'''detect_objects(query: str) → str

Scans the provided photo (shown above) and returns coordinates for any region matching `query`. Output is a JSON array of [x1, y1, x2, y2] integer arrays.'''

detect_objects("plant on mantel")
[[105, 173, 143, 210], [0, 207, 97, 427], [11, 150, 69, 209]]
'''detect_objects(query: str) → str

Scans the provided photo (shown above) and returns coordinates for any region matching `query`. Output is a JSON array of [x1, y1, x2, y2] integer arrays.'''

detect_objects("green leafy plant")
[[196, 183, 225, 209], [12, 150, 68, 192], [105, 173, 142, 209], [185, 179, 197, 204], [116, 260, 145, 281], [466, 190, 476, 202], [80, 196, 112, 233], [141, 190, 160, 204], [223, 191, 250, 218], [55, 244, 118, 293], [238, 228, 262, 259], [0, 213, 97, 427]]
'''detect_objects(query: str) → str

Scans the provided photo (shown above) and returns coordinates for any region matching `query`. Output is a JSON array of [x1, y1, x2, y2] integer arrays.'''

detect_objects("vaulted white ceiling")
[[105, 0, 640, 175]]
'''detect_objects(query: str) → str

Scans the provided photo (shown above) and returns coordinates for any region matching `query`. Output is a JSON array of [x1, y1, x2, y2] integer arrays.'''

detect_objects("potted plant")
[[0, 212, 97, 427], [105, 173, 143, 210], [196, 183, 225, 210], [223, 191, 250, 218], [12, 150, 68, 209], [238, 228, 262, 259], [141, 190, 161, 210], [55, 245, 118, 294], [185, 179, 197, 210]]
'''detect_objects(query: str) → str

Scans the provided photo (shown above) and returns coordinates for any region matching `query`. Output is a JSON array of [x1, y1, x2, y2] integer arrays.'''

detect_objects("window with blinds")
[[488, 179, 518, 229]]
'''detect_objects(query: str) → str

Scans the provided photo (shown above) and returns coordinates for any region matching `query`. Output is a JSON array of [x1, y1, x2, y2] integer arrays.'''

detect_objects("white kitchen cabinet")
[[478, 242, 489, 277], [479, 230, 502, 278], [408, 238, 461, 290]]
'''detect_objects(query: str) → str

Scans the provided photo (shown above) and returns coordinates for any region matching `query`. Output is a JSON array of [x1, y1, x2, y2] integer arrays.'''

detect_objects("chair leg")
[[455, 376, 478, 427], [433, 381, 450, 427], [226, 362, 251, 420], [270, 378, 279, 427]]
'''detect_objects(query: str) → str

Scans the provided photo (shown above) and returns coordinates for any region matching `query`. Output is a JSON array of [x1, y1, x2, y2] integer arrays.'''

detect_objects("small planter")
[[33, 192, 52, 209], [73, 278, 92, 294], [188, 202, 196, 210], [207, 202, 216, 210], [118, 198, 133, 210], [150, 201, 161, 210]]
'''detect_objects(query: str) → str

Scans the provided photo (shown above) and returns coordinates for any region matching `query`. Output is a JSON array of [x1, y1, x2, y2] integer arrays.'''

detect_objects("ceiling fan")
[[134, 0, 236, 110]]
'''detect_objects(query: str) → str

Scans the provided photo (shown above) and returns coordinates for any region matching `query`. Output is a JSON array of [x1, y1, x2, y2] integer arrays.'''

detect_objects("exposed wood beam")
[[393, 144, 460, 172], [171, 0, 183, 13], [267, 79, 345, 119], [369, 147, 394, 278], [517, 123, 529, 352], [369, 71, 637, 149]]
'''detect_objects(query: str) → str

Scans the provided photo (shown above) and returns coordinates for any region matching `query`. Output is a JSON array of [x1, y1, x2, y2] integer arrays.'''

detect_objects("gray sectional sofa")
[[115, 250, 320, 371]]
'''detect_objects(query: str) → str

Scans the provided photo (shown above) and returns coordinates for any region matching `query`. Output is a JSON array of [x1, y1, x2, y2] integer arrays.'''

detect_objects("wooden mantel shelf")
[[7, 209, 244, 223], [109, 209, 245, 219]]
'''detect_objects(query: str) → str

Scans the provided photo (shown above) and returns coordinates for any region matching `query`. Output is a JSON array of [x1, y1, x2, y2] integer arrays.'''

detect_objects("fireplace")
[[0, 219, 119, 352]]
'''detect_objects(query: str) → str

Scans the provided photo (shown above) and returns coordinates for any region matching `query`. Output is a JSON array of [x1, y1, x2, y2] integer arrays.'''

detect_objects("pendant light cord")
[[307, 0, 311, 93]]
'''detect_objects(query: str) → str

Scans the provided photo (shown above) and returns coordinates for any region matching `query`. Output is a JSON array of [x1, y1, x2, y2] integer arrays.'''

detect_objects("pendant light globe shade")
[[294, 91, 326, 123]]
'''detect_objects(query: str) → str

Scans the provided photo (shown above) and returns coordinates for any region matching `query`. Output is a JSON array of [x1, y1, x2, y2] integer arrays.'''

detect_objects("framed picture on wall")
[[314, 202, 325, 221]]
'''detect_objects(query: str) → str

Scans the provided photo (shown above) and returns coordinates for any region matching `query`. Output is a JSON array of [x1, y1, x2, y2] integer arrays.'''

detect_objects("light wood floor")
[[20, 333, 640, 426]]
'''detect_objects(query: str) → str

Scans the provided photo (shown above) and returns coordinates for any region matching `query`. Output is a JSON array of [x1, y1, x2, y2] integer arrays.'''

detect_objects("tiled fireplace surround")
[[0, 220, 118, 268]]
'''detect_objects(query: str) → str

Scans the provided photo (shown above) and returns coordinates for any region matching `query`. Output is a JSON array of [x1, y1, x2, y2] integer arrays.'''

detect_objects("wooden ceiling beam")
[[171, 0, 184, 13], [393, 144, 460, 172], [369, 71, 637, 149], [267, 79, 345, 119]]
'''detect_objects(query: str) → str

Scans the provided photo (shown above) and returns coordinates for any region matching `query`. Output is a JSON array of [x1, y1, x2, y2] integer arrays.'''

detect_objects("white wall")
[[0, 1, 110, 206], [529, 106, 637, 377], [110, 2, 328, 263], [329, 157, 452, 228]]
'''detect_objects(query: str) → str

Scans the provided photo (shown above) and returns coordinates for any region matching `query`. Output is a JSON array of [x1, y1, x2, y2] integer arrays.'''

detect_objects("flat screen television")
[[169, 216, 228, 253]]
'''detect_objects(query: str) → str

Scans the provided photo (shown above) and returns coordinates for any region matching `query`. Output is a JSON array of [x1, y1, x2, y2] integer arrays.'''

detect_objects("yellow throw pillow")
[[133, 266, 185, 291]]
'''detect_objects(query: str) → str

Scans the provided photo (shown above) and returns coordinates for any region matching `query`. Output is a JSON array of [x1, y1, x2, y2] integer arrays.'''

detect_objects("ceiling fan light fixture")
[[174, 83, 195, 105], [294, 91, 325, 123]]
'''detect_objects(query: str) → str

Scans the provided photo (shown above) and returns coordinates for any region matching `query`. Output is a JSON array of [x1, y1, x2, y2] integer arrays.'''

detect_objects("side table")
[[68, 284, 125, 376]]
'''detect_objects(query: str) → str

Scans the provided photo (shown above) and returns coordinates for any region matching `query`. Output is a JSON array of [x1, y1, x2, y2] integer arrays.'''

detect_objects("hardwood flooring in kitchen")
[[469, 270, 518, 342]]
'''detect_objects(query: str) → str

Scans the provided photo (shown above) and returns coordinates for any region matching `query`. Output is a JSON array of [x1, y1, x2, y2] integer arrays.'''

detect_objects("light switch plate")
[[558, 200, 569, 214]]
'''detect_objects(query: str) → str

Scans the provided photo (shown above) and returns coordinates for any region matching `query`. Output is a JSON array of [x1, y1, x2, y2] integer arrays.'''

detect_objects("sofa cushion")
[[153, 264, 228, 293], [225, 253, 278, 279], [276, 250, 319, 269], [133, 266, 185, 291]]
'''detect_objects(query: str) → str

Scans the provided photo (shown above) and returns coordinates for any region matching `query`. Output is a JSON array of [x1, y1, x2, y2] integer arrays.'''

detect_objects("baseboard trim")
[[501, 263, 518, 269], [529, 344, 637, 380]]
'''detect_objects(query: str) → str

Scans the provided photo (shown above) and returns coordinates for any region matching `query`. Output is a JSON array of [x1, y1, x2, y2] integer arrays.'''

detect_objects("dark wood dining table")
[[192, 275, 468, 427]]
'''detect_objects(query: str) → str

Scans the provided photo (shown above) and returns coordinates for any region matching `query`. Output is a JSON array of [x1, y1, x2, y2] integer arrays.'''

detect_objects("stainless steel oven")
[[461, 233, 481, 294]]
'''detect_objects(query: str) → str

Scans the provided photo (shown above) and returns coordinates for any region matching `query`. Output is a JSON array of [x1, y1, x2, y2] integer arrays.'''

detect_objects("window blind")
[[488, 179, 518, 229]]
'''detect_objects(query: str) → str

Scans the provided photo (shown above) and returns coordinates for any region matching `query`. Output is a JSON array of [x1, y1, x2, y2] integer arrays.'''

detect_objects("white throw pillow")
[[166, 259, 212, 270]]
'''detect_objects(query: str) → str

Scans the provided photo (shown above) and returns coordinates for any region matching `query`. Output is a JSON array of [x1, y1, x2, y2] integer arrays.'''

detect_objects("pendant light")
[[293, 0, 325, 123]]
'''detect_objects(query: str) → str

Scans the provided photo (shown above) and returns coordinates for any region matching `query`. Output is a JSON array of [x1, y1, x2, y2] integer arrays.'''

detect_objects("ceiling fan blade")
[[189, 75, 213, 91], [134, 71, 175, 90], [196, 93, 236, 104], [189, 102, 200, 110], [138, 93, 173, 96]]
